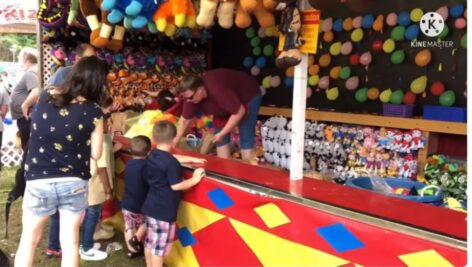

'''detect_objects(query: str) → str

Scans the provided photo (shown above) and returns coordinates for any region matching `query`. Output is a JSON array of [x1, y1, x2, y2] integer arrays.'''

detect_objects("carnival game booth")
[[35, 0, 467, 265]]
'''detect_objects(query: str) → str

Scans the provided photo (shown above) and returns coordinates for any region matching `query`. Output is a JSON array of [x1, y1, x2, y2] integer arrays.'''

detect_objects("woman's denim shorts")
[[23, 179, 88, 217]]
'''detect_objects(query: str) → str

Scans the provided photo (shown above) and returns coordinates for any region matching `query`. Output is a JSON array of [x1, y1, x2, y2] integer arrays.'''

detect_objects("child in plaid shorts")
[[141, 121, 205, 267], [120, 135, 152, 257]]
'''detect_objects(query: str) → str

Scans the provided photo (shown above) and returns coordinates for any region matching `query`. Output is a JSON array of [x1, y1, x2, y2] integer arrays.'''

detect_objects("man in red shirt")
[[174, 68, 261, 163]]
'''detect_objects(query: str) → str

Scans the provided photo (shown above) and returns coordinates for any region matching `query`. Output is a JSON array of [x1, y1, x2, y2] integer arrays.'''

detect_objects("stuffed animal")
[[50, 43, 66, 74], [411, 128, 424, 150], [197, 0, 237, 29], [38, 0, 70, 28], [80, 0, 125, 51], [235, 0, 277, 29], [274, 3, 303, 68], [401, 131, 412, 153], [153, 0, 196, 37]]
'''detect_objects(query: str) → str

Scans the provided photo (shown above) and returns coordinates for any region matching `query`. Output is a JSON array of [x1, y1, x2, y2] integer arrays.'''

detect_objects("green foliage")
[[0, 34, 37, 62]]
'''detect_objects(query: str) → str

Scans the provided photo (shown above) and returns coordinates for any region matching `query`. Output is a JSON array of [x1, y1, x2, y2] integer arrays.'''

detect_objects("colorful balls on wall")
[[323, 31, 334, 42], [343, 17, 353, 31], [405, 24, 420, 40], [341, 41, 353, 55], [438, 24, 449, 38], [355, 87, 368, 103], [329, 42, 342, 56], [349, 53, 360, 65], [450, 4, 465, 18], [379, 88, 393, 103], [362, 14, 375, 29], [330, 66, 341, 79], [352, 16, 362, 28], [410, 75, 427, 94], [253, 47, 262, 56], [308, 64, 320, 75], [367, 87, 380, 100], [256, 56, 267, 68], [386, 12, 398, 26], [430, 81, 445, 96], [333, 18, 344, 32], [372, 15, 384, 32], [250, 37, 260, 47], [390, 90, 404, 104], [403, 91, 417, 105], [436, 6, 449, 21], [246, 28, 256, 38], [360, 51, 372, 66], [250, 65, 260, 76], [439, 90, 456, 106], [321, 18, 333, 32], [391, 26, 405, 41], [382, 38, 395, 53], [307, 87, 313, 98], [414, 49, 432, 67], [460, 34, 467, 49], [262, 76, 272, 88], [258, 27, 266, 38], [455, 18, 467, 29], [308, 75, 319, 86], [326, 87, 339, 100], [319, 54, 331, 67], [319, 76, 330, 89], [410, 8, 424, 22], [285, 77, 294, 86], [243, 56, 253, 68], [397, 11, 411, 26], [271, 76, 281, 87], [345, 76, 359, 90], [339, 66, 351, 79], [286, 67, 294, 77], [391, 50, 405, 64], [351, 28, 364, 42], [263, 45, 274, 56]]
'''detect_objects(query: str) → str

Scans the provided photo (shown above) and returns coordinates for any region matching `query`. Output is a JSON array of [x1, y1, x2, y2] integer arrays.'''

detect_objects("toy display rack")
[[258, 106, 467, 177]]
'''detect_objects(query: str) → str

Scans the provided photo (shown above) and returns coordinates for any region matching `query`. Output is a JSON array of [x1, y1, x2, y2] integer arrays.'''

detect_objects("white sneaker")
[[93, 243, 101, 250], [79, 248, 108, 261]]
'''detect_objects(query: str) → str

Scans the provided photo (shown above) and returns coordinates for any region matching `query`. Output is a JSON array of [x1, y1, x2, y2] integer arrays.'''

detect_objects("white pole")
[[289, 54, 308, 180]]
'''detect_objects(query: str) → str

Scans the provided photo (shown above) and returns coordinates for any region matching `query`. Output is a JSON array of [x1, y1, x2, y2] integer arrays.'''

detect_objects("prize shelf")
[[258, 106, 467, 176]]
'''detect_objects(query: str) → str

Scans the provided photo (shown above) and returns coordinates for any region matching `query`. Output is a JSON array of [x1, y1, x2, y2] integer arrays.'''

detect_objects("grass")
[[0, 167, 146, 267]]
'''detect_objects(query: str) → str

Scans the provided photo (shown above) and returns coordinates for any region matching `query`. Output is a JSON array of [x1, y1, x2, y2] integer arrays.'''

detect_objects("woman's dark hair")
[[278, 7, 296, 33], [178, 75, 204, 93], [49, 56, 109, 108], [156, 90, 176, 111]]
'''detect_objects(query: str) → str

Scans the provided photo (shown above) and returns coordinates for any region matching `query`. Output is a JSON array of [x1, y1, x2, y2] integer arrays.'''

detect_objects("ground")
[[0, 167, 146, 266]]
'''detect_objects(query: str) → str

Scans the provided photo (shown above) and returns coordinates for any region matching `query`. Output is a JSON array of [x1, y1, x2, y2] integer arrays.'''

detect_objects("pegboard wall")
[[41, 27, 53, 86]]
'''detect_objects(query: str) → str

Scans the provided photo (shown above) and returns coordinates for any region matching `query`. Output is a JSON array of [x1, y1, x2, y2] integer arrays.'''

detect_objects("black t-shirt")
[[121, 159, 148, 213], [25, 91, 103, 181], [141, 149, 182, 222]]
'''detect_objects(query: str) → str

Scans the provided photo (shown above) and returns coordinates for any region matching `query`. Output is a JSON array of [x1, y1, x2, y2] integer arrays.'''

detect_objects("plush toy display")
[[275, 3, 304, 68], [80, 0, 125, 51], [424, 154, 467, 201], [153, 0, 196, 37], [197, 0, 237, 29], [50, 43, 67, 74], [235, 0, 277, 29], [38, 0, 70, 28]]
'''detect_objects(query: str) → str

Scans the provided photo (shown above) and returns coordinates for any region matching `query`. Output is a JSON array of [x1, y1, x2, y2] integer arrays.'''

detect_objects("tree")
[[0, 34, 37, 62]]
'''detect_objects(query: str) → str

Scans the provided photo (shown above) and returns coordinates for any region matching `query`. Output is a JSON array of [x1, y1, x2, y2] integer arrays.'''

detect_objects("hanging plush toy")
[[275, 3, 304, 68], [153, 0, 196, 37], [80, 0, 125, 51], [197, 0, 237, 29], [37, 0, 70, 28], [235, 0, 277, 29], [50, 43, 66, 74]]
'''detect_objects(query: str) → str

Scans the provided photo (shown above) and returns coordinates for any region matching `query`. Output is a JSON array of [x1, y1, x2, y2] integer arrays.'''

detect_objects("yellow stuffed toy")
[[197, 0, 237, 29], [235, 0, 277, 29], [153, 0, 196, 36]]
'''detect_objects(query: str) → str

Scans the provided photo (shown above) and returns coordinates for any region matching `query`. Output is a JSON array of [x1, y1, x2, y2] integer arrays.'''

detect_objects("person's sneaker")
[[93, 228, 114, 241], [45, 249, 62, 258], [79, 248, 108, 261], [93, 243, 101, 250]]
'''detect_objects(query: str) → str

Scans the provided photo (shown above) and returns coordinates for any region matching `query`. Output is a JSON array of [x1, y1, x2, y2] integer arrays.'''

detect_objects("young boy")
[[79, 102, 115, 261], [142, 121, 205, 267], [120, 135, 152, 257]]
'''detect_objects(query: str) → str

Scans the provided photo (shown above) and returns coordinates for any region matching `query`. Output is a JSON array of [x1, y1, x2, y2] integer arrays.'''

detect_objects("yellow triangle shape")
[[165, 240, 200, 267], [230, 218, 349, 267], [177, 201, 225, 233]]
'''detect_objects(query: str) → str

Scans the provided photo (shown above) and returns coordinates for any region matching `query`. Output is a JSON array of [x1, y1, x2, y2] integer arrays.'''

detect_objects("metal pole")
[[289, 0, 308, 180]]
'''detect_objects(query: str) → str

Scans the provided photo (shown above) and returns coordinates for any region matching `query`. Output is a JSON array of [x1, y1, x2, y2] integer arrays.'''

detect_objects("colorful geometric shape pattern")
[[316, 223, 365, 253], [230, 218, 350, 266], [398, 249, 454, 267], [176, 201, 225, 233], [166, 240, 200, 267], [207, 188, 235, 210], [176, 227, 197, 247], [254, 203, 291, 229]]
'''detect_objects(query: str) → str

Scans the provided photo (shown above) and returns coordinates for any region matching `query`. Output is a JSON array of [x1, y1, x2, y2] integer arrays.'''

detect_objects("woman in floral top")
[[15, 56, 109, 267]]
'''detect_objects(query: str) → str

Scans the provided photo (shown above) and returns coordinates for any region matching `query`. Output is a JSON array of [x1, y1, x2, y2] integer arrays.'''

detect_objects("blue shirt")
[[121, 159, 148, 213], [25, 91, 103, 181], [141, 149, 182, 222], [48, 66, 72, 86]]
